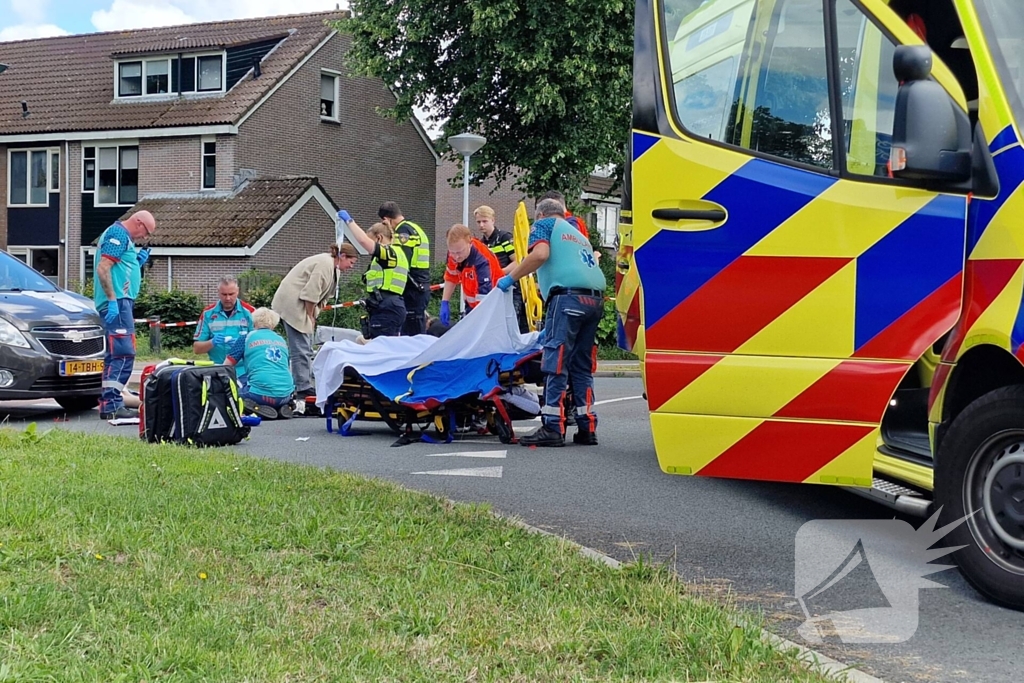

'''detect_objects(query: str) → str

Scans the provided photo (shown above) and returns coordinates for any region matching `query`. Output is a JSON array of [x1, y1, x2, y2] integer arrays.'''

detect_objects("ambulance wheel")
[[935, 385, 1024, 610]]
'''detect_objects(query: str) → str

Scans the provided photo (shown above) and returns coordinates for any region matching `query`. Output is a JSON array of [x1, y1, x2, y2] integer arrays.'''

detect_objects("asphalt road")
[[2, 377, 1021, 683]]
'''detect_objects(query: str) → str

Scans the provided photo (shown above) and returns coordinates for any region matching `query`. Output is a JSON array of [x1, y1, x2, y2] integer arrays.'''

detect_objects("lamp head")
[[447, 132, 486, 157]]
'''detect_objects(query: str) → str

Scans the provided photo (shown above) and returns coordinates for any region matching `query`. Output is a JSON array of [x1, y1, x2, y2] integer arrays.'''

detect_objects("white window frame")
[[593, 203, 620, 248], [80, 246, 96, 287], [7, 147, 61, 208], [8, 246, 61, 284], [201, 136, 217, 190], [320, 69, 340, 122], [82, 141, 140, 207], [115, 51, 226, 100]]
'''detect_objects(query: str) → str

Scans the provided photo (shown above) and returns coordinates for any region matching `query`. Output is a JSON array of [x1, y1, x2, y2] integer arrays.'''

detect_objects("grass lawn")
[[0, 429, 836, 682]]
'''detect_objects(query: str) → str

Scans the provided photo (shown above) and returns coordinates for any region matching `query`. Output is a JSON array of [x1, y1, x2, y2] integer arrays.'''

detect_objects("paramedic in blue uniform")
[[193, 276, 255, 377], [497, 198, 606, 447], [337, 210, 409, 338], [225, 307, 295, 420], [377, 201, 431, 335], [94, 210, 156, 420]]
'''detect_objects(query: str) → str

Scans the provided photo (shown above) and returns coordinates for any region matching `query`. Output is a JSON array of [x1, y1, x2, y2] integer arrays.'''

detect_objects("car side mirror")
[[891, 45, 972, 183]]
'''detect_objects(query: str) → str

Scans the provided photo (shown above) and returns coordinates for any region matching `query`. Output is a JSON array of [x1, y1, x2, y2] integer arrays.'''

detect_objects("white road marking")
[[425, 450, 507, 458], [593, 395, 644, 406], [411, 466, 503, 478]]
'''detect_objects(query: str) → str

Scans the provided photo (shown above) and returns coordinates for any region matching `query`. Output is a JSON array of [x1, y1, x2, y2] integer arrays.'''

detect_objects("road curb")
[[501, 515, 885, 683]]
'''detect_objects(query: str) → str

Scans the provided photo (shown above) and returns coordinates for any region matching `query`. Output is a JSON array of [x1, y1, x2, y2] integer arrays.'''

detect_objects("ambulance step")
[[844, 477, 932, 517]]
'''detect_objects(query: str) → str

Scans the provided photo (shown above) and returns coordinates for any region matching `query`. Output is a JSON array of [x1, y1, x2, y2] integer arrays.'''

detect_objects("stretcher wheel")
[[371, 393, 405, 434]]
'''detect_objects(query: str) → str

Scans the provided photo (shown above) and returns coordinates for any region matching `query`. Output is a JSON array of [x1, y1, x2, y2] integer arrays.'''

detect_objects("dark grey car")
[[0, 250, 105, 412]]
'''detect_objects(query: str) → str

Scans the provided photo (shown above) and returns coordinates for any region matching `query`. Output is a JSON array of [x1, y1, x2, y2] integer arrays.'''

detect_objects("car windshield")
[[0, 252, 59, 293], [976, 0, 1024, 128]]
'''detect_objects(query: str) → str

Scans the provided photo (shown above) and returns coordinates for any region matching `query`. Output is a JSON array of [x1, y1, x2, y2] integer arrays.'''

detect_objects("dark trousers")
[[539, 293, 602, 434], [402, 278, 431, 336], [367, 293, 407, 339], [512, 286, 529, 334], [100, 298, 136, 414]]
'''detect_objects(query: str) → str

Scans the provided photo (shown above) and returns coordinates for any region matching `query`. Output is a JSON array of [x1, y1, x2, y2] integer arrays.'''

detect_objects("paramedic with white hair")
[[225, 307, 296, 420]]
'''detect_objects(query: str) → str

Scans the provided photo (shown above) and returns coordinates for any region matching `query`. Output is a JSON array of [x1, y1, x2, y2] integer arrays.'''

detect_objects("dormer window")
[[116, 53, 225, 99]]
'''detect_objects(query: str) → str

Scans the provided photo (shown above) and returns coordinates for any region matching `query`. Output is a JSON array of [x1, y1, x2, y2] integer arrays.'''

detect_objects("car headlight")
[[0, 318, 30, 348]]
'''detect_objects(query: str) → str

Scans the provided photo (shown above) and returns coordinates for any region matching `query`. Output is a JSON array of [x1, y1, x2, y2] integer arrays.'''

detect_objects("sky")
[[0, 0, 349, 42]]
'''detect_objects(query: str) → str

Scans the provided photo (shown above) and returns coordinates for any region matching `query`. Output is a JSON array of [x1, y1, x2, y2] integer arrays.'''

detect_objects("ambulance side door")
[[631, 0, 969, 484]]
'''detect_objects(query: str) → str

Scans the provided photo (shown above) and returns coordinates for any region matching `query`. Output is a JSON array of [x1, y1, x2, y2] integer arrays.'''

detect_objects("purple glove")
[[440, 300, 451, 325]]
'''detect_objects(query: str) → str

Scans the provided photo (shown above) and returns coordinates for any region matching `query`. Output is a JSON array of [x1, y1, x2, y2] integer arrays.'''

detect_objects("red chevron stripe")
[[927, 362, 953, 415], [775, 360, 908, 423], [645, 353, 722, 412], [853, 274, 962, 361], [697, 421, 873, 483], [647, 256, 850, 353], [943, 259, 1022, 361]]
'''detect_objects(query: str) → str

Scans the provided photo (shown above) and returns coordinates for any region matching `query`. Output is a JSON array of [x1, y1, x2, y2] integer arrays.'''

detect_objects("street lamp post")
[[447, 133, 487, 314]]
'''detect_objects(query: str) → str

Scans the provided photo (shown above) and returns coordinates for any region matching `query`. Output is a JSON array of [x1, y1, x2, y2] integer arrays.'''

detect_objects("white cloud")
[[11, 0, 48, 25], [0, 23, 69, 41], [91, 0, 348, 32]]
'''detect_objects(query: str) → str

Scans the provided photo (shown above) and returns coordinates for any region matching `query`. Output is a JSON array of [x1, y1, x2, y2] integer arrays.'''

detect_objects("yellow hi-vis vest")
[[396, 220, 431, 271], [365, 244, 409, 295]]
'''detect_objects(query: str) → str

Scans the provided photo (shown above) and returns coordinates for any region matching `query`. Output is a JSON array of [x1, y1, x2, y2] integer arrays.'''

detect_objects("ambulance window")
[[834, 0, 899, 178], [747, 0, 833, 168], [673, 57, 738, 140], [975, 0, 1024, 127]]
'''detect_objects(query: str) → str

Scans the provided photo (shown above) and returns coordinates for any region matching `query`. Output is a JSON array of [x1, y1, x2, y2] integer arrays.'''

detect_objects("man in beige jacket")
[[272, 243, 359, 407]]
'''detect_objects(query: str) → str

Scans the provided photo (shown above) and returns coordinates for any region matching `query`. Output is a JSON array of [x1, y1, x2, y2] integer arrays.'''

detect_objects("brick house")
[[435, 158, 622, 258], [0, 10, 439, 298]]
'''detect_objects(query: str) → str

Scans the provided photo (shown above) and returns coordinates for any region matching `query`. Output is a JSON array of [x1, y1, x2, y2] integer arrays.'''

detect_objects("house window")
[[9, 248, 60, 284], [85, 144, 139, 206], [593, 205, 620, 248], [198, 56, 223, 92], [7, 148, 60, 207], [202, 140, 216, 189], [119, 61, 142, 97], [119, 53, 224, 98], [82, 247, 96, 286], [321, 72, 339, 121], [145, 59, 169, 95], [83, 147, 95, 191]]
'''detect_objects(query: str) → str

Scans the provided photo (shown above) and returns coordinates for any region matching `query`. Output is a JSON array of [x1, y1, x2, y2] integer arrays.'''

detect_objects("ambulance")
[[617, 0, 1024, 608]]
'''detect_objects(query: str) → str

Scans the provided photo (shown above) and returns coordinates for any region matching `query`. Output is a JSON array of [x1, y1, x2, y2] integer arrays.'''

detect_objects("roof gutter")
[[0, 124, 237, 144]]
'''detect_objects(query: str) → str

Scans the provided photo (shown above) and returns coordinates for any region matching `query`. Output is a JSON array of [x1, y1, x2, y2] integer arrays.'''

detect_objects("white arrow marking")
[[593, 395, 644, 406], [425, 450, 507, 458], [411, 466, 503, 478]]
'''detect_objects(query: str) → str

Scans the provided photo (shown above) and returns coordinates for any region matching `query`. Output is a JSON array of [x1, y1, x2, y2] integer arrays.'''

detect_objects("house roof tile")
[[0, 11, 344, 136], [121, 176, 321, 248]]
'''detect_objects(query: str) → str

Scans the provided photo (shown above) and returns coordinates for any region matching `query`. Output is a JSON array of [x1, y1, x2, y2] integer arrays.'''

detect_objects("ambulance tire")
[[935, 385, 1024, 611]]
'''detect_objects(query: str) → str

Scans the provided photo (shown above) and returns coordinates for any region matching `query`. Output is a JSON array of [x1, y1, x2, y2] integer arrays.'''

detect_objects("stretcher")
[[312, 288, 545, 447], [321, 351, 543, 446]]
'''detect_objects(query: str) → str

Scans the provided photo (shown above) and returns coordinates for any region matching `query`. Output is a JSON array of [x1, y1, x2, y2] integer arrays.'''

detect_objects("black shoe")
[[278, 404, 294, 419], [100, 406, 138, 420], [244, 398, 278, 420], [565, 412, 577, 427], [520, 425, 565, 447], [573, 429, 598, 446]]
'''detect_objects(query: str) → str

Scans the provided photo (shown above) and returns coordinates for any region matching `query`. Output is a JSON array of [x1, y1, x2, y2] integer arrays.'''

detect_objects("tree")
[[335, 0, 632, 199]]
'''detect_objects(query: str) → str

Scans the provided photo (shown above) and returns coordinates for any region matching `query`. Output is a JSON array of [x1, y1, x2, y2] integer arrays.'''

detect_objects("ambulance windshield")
[[976, 0, 1024, 126]]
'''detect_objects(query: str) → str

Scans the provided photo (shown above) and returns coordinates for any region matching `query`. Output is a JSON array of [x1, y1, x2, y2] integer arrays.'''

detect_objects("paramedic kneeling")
[[337, 210, 408, 338], [497, 198, 606, 447], [225, 307, 296, 419]]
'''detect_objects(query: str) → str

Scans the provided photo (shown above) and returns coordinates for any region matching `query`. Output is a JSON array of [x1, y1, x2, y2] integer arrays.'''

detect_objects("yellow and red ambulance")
[[618, 0, 1024, 608]]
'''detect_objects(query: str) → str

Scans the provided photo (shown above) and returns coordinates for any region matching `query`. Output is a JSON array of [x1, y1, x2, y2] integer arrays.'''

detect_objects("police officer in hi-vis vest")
[[337, 210, 409, 339], [497, 198, 606, 447], [377, 201, 431, 336]]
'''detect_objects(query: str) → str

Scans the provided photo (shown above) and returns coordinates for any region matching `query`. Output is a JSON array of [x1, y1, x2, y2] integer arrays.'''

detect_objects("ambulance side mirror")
[[890, 45, 972, 183]]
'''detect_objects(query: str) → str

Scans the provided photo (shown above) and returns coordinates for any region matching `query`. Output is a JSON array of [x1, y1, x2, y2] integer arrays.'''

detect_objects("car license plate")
[[59, 360, 104, 376]]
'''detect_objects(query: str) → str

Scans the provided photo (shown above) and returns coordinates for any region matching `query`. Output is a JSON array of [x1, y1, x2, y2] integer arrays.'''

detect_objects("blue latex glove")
[[103, 303, 119, 326], [211, 333, 227, 347], [439, 300, 451, 326], [536, 327, 547, 344], [338, 209, 352, 223], [497, 275, 514, 292], [136, 248, 150, 267]]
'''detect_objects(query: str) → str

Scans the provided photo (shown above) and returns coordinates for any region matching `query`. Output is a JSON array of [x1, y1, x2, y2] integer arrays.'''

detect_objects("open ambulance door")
[[631, 0, 970, 486]]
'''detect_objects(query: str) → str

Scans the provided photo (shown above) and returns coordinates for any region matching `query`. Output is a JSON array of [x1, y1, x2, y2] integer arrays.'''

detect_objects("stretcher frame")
[[322, 351, 544, 447]]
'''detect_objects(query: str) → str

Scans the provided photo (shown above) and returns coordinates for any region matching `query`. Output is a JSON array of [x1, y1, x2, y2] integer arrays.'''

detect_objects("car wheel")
[[936, 385, 1024, 610], [56, 395, 99, 413]]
